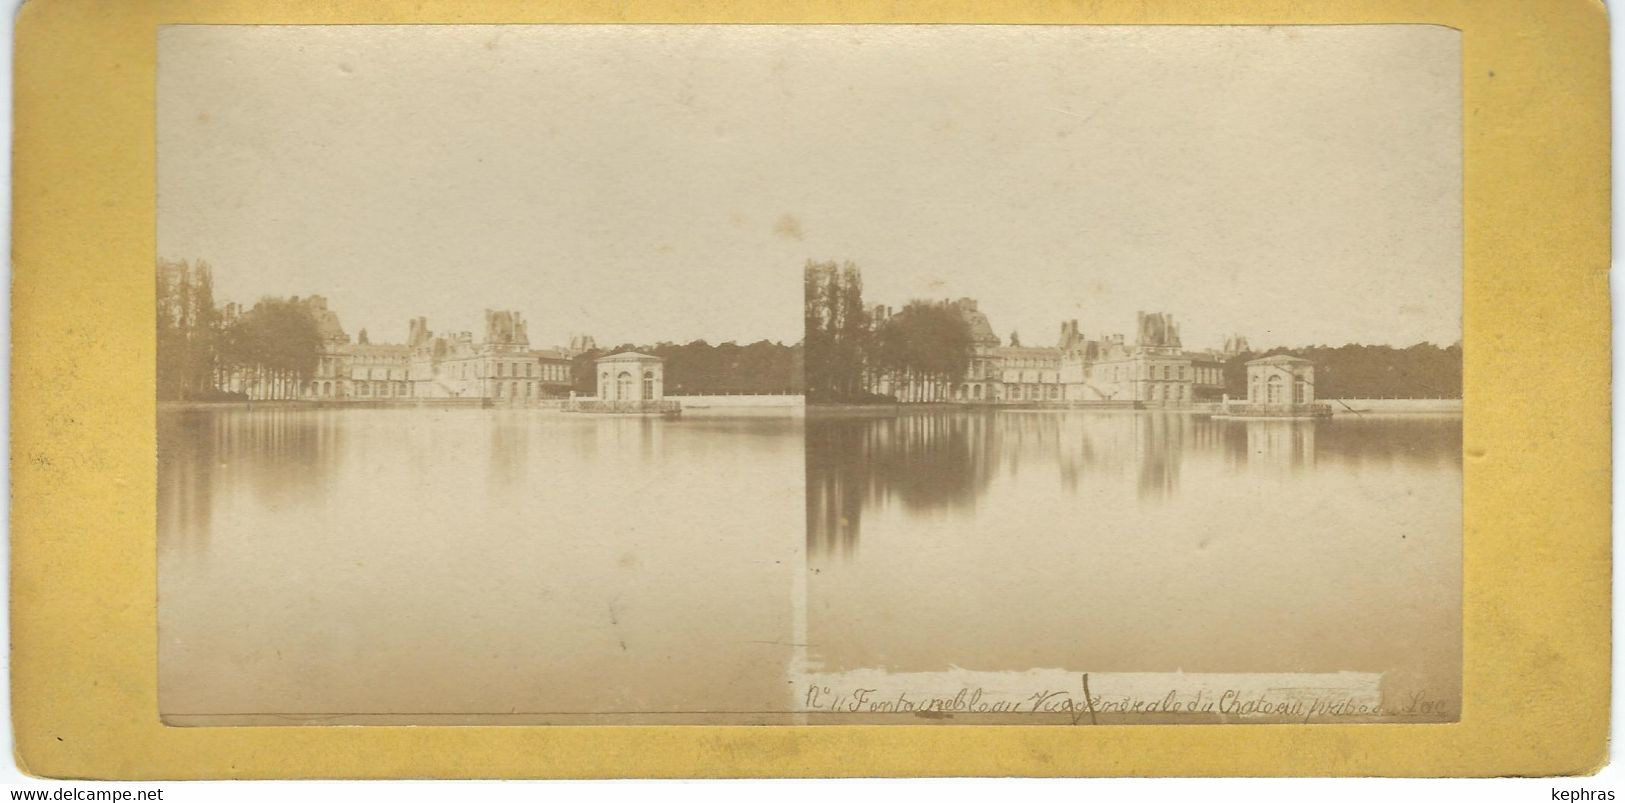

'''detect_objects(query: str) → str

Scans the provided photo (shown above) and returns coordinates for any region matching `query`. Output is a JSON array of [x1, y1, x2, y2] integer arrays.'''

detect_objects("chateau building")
[[1245, 354, 1316, 405], [593, 351, 665, 402], [227, 296, 574, 402], [867, 299, 1237, 406], [404, 311, 573, 401]]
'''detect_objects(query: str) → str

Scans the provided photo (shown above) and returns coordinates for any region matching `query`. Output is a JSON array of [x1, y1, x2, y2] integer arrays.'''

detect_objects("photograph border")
[[11, 0, 1610, 778]]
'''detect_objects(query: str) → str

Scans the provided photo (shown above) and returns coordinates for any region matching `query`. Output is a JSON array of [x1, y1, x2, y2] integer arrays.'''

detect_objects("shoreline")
[[158, 397, 1462, 416], [808, 399, 1462, 416]]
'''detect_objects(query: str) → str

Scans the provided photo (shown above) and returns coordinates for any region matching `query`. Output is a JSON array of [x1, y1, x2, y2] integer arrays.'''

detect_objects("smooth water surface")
[[159, 407, 804, 723], [160, 407, 1459, 723], [805, 410, 1461, 712]]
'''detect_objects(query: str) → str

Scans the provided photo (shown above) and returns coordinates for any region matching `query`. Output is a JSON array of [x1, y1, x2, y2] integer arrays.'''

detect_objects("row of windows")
[[600, 370, 658, 401], [1007, 384, 1064, 401], [494, 381, 554, 398], [1250, 376, 1311, 404], [446, 360, 571, 382], [304, 379, 570, 399], [1094, 362, 1221, 383], [356, 380, 410, 397], [305, 380, 409, 398], [1147, 383, 1189, 402], [495, 361, 570, 381]]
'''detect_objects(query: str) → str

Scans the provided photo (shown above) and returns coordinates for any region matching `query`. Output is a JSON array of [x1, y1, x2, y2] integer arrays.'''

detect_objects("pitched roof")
[[990, 346, 1062, 358], [1246, 354, 1314, 366], [353, 343, 410, 353], [596, 350, 663, 363], [959, 309, 1001, 346]]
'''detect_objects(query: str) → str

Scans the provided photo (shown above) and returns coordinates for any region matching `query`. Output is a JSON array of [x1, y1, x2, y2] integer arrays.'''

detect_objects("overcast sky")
[[159, 24, 1460, 350]]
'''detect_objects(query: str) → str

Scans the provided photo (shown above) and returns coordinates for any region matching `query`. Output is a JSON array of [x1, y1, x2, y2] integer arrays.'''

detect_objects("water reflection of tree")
[[1311, 416, 1462, 469], [158, 409, 339, 548], [807, 411, 1463, 557], [806, 413, 998, 558]]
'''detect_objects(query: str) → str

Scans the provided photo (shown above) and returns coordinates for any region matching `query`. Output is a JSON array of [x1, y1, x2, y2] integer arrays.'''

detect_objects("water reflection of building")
[[226, 297, 575, 402], [1242, 420, 1318, 470], [809, 411, 1459, 561], [809, 412, 1197, 556], [865, 300, 1231, 405]]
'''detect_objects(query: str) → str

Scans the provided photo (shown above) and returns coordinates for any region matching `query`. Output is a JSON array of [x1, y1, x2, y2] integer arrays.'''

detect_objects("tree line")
[[803, 260, 975, 403], [1222, 342, 1463, 400], [570, 339, 804, 396], [158, 260, 323, 401], [804, 260, 1463, 404]]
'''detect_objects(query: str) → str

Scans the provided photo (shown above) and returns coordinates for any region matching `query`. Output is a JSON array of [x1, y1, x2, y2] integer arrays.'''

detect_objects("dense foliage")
[[571, 339, 804, 396], [868, 301, 975, 395], [803, 260, 871, 400], [1223, 343, 1463, 400], [803, 261, 975, 403], [158, 259, 324, 401], [156, 260, 223, 400]]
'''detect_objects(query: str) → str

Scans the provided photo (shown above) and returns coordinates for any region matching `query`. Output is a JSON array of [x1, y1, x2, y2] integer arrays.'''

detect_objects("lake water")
[[159, 406, 1460, 724], [805, 410, 1461, 722]]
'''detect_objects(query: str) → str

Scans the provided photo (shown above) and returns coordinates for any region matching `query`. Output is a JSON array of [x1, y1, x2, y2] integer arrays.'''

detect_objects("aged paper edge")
[[10, 0, 1611, 780]]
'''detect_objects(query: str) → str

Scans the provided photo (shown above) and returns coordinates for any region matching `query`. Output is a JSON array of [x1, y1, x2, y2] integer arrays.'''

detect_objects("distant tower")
[[1135, 311, 1182, 351], [1057, 319, 1085, 351], [567, 334, 599, 356], [300, 295, 351, 344], [483, 309, 531, 351], [357, 328, 369, 345], [407, 317, 433, 349]]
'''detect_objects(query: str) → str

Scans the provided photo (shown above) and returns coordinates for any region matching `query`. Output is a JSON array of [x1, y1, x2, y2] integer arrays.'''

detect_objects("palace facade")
[[228, 296, 575, 402], [867, 298, 1240, 406]]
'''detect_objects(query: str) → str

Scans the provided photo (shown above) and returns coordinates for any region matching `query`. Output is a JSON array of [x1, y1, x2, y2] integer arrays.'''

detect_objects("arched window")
[[617, 371, 633, 401], [1295, 380, 1309, 404], [1250, 376, 1261, 403], [642, 370, 655, 400], [1267, 374, 1284, 404], [600, 372, 610, 399]]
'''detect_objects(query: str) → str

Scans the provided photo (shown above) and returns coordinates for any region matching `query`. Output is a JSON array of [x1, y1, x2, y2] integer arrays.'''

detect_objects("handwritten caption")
[[802, 681, 1452, 723]]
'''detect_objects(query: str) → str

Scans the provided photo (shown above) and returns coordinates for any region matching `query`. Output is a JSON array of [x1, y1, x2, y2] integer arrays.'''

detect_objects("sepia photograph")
[[156, 23, 1461, 726]]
